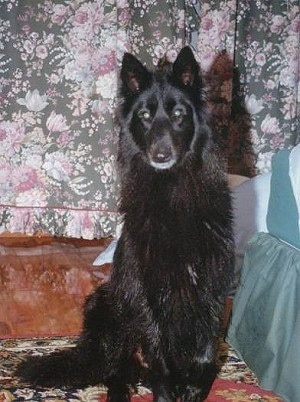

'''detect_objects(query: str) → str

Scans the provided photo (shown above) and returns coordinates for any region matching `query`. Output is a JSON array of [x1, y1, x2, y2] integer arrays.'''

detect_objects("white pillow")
[[231, 172, 271, 292]]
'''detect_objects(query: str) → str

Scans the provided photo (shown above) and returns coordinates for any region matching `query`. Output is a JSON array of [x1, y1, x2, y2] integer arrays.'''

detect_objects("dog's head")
[[120, 47, 209, 171]]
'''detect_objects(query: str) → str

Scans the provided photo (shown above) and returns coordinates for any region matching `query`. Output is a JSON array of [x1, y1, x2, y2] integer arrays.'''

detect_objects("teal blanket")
[[267, 148, 300, 248], [228, 147, 300, 402], [227, 232, 300, 402]]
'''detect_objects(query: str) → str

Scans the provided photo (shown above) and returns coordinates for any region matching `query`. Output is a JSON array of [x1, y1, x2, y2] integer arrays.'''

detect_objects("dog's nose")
[[149, 139, 176, 170], [151, 144, 172, 164]]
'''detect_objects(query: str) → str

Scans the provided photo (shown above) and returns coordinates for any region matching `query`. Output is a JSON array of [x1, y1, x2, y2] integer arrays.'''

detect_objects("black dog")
[[16, 47, 234, 402]]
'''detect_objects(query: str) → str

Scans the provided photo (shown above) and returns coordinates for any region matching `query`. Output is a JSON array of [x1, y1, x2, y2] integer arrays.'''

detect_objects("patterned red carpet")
[[0, 337, 283, 401]]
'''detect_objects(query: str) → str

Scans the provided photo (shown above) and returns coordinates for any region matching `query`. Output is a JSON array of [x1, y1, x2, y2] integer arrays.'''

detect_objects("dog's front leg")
[[152, 383, 174, 402], [147, 358, 175, 402], [107, 381, 131, 402]]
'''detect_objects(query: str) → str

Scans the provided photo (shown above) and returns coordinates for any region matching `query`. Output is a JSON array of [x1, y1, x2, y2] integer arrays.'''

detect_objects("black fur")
[[16, 47, 234, 402]]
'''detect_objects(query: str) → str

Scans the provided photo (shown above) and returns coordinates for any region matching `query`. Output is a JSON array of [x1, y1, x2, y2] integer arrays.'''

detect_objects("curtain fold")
[[0, 0, 299, 239]]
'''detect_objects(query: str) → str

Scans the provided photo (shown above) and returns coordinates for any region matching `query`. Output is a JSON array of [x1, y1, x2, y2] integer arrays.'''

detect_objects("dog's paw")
[[181, 383, 212, 402], [107, 385, 131, 402]]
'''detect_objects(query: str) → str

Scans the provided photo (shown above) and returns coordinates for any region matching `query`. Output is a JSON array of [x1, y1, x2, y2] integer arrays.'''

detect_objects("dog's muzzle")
[[148, 141, 176, 170]]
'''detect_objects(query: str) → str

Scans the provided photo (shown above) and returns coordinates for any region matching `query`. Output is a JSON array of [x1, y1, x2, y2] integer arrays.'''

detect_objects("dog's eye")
[[138, 109, 151, 121], [172, 108, 184, 120]]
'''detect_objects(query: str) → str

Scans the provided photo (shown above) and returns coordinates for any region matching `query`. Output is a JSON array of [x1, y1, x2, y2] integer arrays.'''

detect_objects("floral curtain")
[[228, 1, 300, 175], [0, 0, 299, 239]]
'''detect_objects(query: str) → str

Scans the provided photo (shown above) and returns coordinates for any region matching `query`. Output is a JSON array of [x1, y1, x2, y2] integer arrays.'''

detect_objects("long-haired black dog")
[[16, 47, 233, 402]]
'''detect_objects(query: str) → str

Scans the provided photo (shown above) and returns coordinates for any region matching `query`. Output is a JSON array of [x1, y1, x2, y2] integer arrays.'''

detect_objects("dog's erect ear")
[[172, 46, 201, 88], [121, 53, 151, 95]]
